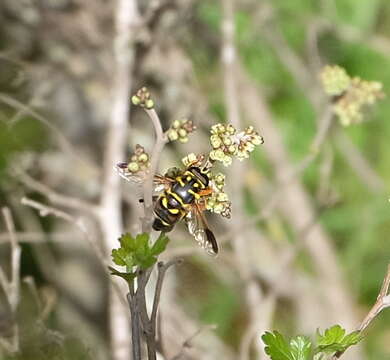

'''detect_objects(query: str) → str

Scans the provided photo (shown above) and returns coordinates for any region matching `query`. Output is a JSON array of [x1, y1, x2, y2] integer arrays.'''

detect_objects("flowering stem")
[[142, 108, 168, 232]]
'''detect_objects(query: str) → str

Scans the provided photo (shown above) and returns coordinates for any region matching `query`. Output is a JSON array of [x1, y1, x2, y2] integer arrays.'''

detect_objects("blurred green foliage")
[[191, 1, 390, 359]]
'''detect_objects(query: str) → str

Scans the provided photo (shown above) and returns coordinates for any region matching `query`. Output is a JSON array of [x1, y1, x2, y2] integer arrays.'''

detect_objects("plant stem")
[[142, 108, 168, 233], [127, 284, 141, 360]]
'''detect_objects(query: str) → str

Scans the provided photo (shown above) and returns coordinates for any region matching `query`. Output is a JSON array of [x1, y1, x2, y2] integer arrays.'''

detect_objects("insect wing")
[[115, 162, 147, 184], [115, 163, 172, 193], [185, 208, 218, 256]]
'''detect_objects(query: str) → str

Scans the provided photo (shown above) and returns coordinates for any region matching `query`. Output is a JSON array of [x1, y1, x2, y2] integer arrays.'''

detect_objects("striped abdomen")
[[152, 167, 209, 232]]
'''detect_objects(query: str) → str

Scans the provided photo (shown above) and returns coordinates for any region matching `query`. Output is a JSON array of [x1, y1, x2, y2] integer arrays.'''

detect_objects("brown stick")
[[332, 264, 390, 359]]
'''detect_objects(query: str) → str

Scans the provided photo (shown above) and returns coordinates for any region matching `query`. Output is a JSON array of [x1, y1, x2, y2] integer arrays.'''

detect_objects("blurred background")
[[0, 0, 389, 359]]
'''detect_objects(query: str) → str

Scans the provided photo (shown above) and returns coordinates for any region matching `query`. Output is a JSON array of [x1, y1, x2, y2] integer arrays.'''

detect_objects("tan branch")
[[0, 207, 21, 353], [141, 108, 168, 232]]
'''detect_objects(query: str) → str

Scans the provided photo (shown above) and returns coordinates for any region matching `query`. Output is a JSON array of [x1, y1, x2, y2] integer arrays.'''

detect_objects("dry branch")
[[0, 207, 21, 353]]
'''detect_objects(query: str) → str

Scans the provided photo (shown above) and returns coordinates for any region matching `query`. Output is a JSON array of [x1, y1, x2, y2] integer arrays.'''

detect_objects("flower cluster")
[[126, 144, 150, 174], [334, 78, 384, 126], [167, 119, 197, 143], [320, 65, 351, 96], [209, 123, 264, 166], [131, 87, 155, 109], [206, 172, 231, 218], [320, 65, 384, 126]]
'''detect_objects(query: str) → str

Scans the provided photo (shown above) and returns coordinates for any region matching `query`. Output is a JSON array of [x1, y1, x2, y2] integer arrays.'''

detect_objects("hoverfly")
[[116, 155, 219, 256]]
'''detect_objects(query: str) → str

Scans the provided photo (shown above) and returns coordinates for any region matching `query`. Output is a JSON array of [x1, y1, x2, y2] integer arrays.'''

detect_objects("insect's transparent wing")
[[115, 162, 148, 184], [185, 208, 218, 256], [115, 163, 170, 193]]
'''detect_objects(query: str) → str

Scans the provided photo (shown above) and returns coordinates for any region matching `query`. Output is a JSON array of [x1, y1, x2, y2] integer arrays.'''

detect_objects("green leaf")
[[315, 325, 363, 354], [135, 233, 150, 248], [111, 232, 166, 273], [139, 256, 157, 270], [108, 266, 136, 284], [262, 332, 312, 360], [111, 248, 134, 268], [262, 331, 293, 360], [290, 336, 312, 360], [119, 233, 137, 251], [150, 233, 170, 255]]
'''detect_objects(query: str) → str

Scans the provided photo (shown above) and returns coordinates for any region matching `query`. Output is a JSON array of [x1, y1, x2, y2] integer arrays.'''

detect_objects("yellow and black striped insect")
[[116, 156, 219, 255]]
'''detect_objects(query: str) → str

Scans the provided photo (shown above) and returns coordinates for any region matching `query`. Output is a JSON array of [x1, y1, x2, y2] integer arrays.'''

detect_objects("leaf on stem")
[[262, 331, 312, 360], [315, 325, 363, 354]]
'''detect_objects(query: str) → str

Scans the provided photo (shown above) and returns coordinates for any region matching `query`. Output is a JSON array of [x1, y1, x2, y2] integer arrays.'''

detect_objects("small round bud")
[[223, 137, 232, 146], [178, 128, 187, 137], [179, 136, 189, 143], [222, 155, 232, 167], [131, 95, 141, 105], [210, 135, 222, 149], [168, 130, 179, 141], [217, 192, 228, 202], [215, 173, 225, 184], [172, 120, 181, 129], [228, 145, 237, 154], [128, 162, 139, 173], [252, 135, 264, 145], [138, 153, 148, 163], [227, 124, 235, 134], [145, 99, 154, 109], [210, 149, 224, 161]]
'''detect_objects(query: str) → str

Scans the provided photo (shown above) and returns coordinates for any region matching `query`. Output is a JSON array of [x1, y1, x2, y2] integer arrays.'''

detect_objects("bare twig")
[[0, 231, 80, 244], [358, 264, 390, 332], [170, 324, 218, 360], [20, 197, 126, 307], [21, 197, 79, 224], [0, 93, 97, 174], [127, 287, 141, 360], [132, 260, 180, 360], [135, 268, 156, 360], [0, 207, 21, 353], [333, 264, 390, 359], [16, 169, 98, 215], [151, 259, 182, 332], [142, 108, 168, 233]]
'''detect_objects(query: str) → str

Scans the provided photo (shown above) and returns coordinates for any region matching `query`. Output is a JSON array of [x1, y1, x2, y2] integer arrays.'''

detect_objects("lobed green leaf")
[[290, 336, 312, 360], [108, 266, 136, 283], [315, 325, 363, 354], [262, 331, 292, 360], [150, 232, 169, 255]]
